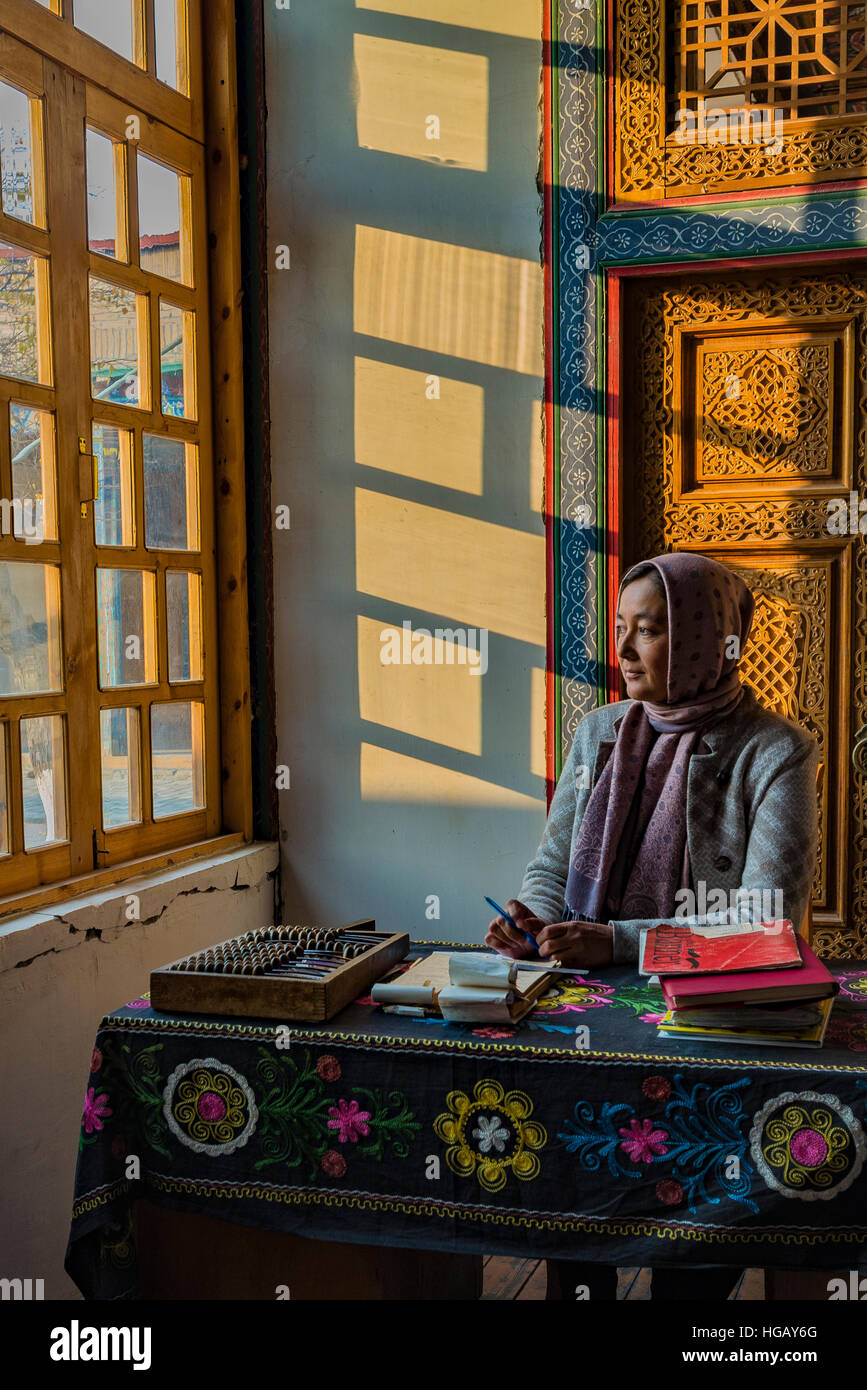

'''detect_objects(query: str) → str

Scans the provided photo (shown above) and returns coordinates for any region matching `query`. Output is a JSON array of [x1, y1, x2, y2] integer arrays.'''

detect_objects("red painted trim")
[[609, 245, 867, 279], [606, 273, 622, 703], [610, 174, 867, 213], [542, 4, 557, 804]]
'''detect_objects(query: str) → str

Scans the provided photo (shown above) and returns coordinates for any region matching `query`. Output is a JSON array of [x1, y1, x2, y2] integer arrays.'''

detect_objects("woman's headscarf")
[[563, 552, 755, 923]]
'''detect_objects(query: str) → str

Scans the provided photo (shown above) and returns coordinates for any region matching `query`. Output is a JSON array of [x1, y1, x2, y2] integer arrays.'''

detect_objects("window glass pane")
[[155, 0, 188, 94], [143, 435, 199, 550], [96, 568, 157, 687], [74, 0, 138, 65], [151, 700, 204, 818], [0, 561, 62, 696], [93, 424, 134, 547], [86, 129, 120, 259], [89, 276, 142, 407], [10, 405, 56, 543], [0, 79, 36, 224], [0, 723, 8, 855], [21, 714, 67, 849], [160, 302, 196, 418], [100, 707, 141, 829], [167, 571, 202, 682], [138, 153, 187, 283], [0, 243, 48, 384]]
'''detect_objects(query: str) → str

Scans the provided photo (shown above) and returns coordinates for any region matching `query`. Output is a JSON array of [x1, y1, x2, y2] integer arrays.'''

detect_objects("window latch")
[[92, 827, 109, 870], [78, 437, 98, 517]]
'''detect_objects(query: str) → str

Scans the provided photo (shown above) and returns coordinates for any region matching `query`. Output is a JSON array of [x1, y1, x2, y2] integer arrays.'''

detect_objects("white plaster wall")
[[266, 1, 548, 943], [0, 843, 278, 1297]]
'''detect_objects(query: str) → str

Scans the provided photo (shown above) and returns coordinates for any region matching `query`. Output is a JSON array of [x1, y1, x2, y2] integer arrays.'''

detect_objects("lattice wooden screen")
[[668, 0, 867, 124]]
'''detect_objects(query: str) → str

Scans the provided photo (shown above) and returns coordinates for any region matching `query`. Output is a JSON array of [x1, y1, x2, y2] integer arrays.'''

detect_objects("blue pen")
[[484, 896, 540, 956]]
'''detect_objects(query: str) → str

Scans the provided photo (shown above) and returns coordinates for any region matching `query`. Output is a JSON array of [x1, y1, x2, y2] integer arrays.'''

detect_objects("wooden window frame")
[[0, 0, 253, 919]]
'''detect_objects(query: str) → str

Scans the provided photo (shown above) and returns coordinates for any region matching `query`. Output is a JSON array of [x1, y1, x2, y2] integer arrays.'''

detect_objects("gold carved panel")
[[700, 343, 832, 478], [615, 0, 867, 199], [723, 565, 832, 908], [675, 323, 855, 493], [624, 268, 865, 956]]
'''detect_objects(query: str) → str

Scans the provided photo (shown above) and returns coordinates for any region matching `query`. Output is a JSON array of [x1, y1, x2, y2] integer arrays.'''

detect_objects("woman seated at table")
[[485, 550, 819, 1301]]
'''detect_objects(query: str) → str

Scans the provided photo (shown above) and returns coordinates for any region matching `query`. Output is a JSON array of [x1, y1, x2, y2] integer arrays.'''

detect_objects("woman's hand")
[[484, 899, 545, 960], [536, 920, 614, 970]]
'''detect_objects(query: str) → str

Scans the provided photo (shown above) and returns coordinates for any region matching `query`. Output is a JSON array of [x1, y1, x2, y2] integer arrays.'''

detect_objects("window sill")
[[0, 840, 279, 974], [0, 834, 253, 925]]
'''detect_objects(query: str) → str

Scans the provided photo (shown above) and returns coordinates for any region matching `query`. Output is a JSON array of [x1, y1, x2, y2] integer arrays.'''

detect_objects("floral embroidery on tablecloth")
[[532, 978, 616, 1015], [749, 1091, 866, 1201], [255, 1047, 420, 1180], [824, 1012, 867, 1052], [558, 1074, 758, 1213], [99, 1040, 171, 1158], [836, 972, 867, 1003], [533, 977, 665, 1022], [434, 1080, 546, 1193], [163, 1058, 258, 1156], [619, 1117, 670, 1163], [79, 1086, 113, 1152]]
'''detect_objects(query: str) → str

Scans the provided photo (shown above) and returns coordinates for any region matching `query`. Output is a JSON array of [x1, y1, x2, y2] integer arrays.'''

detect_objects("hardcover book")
[[660, 939, 837, 1009], [639, 920, 802, 977]]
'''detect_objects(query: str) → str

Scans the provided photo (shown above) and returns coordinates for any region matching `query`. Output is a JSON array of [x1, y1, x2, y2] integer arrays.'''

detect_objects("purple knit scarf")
[[564, 552, 755, 922]]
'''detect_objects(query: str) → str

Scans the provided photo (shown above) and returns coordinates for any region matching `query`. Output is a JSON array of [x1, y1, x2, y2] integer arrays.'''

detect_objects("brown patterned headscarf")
[[563, 553, 755, 922]]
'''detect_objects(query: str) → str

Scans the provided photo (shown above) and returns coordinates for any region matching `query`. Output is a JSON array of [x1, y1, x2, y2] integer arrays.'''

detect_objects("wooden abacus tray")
[[150, 919, 409, 1022]]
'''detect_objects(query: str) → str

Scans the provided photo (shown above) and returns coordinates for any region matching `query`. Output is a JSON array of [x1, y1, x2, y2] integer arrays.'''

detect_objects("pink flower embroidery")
[[327, 1098, 371, 1143], [127, 998, 150, 1010], [642, 1075, 671, 1102], [618, 1116, 669, 1163], [639, 1011, 666, 1025], [82, 1087, 113, 1135], [472, 1026, 517, 1039], [90, 1046, 103, 1073], [656, 1179, 683, 1206], [316, 1055, 342, 1082], [321, 1149, 347, 1178]]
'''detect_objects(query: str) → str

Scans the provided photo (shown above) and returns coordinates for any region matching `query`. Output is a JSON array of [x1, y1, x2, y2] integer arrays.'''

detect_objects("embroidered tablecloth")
[[65, 948, 867, 1298]]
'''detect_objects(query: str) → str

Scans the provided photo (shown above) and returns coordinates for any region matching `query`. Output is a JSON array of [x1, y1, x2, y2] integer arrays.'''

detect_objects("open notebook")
[[370, 951, 561, 1023]]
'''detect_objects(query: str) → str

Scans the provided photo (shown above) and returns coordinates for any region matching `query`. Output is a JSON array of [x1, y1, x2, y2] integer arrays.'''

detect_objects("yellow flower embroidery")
[[434, 1080, 546, 1193]]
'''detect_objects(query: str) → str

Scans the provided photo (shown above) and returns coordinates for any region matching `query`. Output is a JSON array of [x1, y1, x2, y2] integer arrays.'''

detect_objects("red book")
[[660, 940, 838, 1010], [639, 919, 802, 978]]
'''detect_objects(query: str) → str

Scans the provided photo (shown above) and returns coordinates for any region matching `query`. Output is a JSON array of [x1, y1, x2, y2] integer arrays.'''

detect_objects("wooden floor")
[[481, 1257, 766, 1300]]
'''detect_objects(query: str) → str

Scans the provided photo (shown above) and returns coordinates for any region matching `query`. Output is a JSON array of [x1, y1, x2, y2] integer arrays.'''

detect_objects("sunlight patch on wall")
[[354, 34, 489, 170], [356, 0, 542, 42], [354, 225, 544, 376], [356, 487, 545, 645], [360, 743, 544, 807], [355, 356, 484, 493], [357, 615, 482, 754]]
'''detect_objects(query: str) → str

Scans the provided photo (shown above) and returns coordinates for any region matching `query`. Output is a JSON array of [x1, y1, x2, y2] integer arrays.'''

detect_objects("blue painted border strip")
[[597, 191, 867, 265]]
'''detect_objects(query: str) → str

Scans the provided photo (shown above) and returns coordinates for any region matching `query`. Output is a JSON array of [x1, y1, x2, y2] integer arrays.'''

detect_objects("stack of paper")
[[370, 951, 564, 1023]]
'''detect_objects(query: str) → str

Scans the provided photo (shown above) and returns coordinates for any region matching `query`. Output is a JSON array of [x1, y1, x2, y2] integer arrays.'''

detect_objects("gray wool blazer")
[[518, 685, 820, 964]]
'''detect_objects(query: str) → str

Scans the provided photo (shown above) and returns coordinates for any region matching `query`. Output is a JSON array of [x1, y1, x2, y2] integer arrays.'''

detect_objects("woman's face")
[[615, 575, 669, 703]]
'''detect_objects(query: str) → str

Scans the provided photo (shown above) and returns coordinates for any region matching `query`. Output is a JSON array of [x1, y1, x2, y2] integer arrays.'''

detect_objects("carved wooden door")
[[622, 266, 866, 957]]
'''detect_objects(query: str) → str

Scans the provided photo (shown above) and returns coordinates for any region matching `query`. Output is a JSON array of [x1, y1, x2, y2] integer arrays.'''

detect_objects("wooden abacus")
[[150, 919, 409, 1021]]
